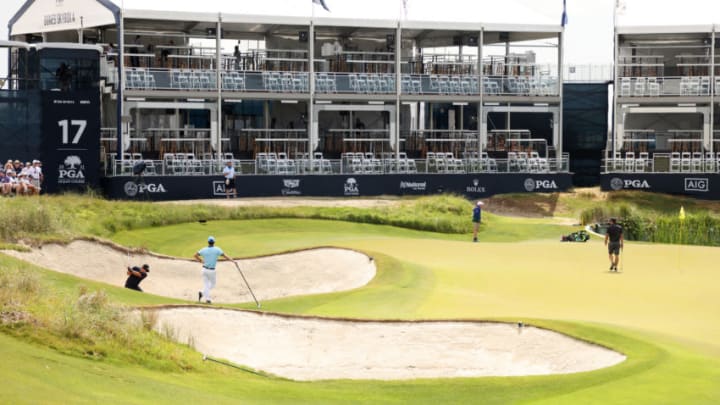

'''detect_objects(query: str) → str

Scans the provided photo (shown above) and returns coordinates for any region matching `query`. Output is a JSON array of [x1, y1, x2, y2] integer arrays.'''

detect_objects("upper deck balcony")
[[111, 16, 562, 100], [616, 28, 720, 99]]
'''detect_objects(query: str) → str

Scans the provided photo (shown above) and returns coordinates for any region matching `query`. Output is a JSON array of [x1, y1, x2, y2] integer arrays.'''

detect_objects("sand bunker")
[[153, 307, 626, 381], [4, 241, 376, 303]]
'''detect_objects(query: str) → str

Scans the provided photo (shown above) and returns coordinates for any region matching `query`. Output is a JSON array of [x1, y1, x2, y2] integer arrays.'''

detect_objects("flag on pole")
[[313, 0, 330, 12], [679, 206, 686, 221], [615, 0, 627, 15], [561, 0, 568, 27], [402, 0, 409, 19]]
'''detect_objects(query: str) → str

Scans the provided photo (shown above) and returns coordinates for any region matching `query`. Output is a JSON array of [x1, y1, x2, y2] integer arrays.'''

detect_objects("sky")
[[1, 0, 720, 78]]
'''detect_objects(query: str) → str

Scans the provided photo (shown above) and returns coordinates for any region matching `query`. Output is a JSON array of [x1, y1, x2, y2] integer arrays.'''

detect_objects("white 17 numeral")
[[58, 119, 87, 144]]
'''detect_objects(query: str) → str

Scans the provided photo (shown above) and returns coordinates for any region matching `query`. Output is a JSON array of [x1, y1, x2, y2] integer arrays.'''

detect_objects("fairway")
[[2, 215, 720, 403]]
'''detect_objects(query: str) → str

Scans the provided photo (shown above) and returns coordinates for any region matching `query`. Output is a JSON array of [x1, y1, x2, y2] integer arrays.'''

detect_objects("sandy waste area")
[[5, 241, 625, 380], [154, 308, 626, 381], [3, 241, 376, 303]]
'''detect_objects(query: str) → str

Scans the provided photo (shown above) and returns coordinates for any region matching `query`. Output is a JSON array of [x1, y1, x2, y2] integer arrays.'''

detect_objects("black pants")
[[125, 284, 143, 292]]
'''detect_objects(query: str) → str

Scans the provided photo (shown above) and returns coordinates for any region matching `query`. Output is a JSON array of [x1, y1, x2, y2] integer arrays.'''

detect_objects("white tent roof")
[[10, 0, 561, 36]]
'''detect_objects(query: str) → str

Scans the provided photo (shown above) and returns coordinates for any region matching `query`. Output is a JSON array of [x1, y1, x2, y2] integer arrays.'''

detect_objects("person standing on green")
[[472, 201, 484, 242]]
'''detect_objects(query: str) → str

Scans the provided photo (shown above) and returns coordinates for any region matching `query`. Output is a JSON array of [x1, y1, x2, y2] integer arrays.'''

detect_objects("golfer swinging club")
[[604, 218, 624, 272], [194, 236, 232, 304]]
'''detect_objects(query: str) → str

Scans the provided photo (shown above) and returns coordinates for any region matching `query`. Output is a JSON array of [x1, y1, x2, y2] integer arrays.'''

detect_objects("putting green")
[[4, 217, 720, 403]]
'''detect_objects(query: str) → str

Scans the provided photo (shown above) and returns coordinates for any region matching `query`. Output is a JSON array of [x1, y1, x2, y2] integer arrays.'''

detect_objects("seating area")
[[607, 152, 652, 172], [506, 151, 550, 173], [426, 152, 465, 174], [428, 75, 478, 95], [680, 76, 712, 96], [669, 151, 720, 173], [256, 152, 332, 175], [348, 73, 395, 93], [462, 152, 498, 172], [222, 71, 246, 91], [126, 68, 156, 90], [262, 72, 309, 93], [170, 70, 216, 90], [341, 152, 417, 174], [619, 76, 716, 97], [315, 73, 338, 93]]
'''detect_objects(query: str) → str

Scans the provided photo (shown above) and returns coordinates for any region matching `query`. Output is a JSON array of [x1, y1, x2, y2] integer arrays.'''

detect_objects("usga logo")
[[524, 178, 558, 192], [466, 178, 486, 193], [124, 181, 167, 197], [281, 179, 301, 196], [58, 155, 85, 184], [344, 178, 359, 196], [684, 178, 709, 192], [610, 177, 651, 190]]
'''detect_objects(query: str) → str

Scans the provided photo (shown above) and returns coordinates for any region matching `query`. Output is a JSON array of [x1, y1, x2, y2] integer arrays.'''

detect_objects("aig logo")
[[684, 178, 709, 192]]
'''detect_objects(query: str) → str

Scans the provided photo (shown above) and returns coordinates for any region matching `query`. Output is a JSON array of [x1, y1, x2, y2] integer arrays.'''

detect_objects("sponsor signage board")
[[42, 91, 100, 193]]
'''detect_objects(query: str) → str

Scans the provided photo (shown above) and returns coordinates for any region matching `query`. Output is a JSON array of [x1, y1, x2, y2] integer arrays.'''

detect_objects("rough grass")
[[0, 193, 473, 244], [0, 261, 200, 372]]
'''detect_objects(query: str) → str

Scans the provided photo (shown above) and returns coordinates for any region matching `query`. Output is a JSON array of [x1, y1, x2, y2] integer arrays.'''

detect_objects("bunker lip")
[[2, 240, 376, 304], [151, 307, 628, 381]]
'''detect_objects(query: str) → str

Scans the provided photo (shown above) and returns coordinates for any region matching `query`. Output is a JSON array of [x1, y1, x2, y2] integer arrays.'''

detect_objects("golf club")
[[619, 247, 623, 273], [232, 260, 261, 308]]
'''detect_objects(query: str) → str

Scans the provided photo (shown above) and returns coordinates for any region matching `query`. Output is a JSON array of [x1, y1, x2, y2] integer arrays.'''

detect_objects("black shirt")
[[607, 223, 623, 243], [125, 267, 147, 289]]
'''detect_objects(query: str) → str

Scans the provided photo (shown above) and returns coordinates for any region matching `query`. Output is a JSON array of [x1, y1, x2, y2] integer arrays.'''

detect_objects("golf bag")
[[561, 230, 590, 242]]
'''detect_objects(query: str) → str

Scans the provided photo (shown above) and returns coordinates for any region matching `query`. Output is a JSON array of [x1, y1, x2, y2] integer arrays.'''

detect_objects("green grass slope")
[[1, 197, 719, 403]]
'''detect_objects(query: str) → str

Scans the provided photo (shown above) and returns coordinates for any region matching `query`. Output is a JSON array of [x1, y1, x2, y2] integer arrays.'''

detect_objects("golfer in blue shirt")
[[472, 201, 483, 242], [194, 236, 232, 304]]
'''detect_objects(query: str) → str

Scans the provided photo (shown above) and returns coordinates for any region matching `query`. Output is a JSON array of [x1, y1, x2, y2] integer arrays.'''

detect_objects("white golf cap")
[[477, 201, 484, 206], [208, 236, 215, 243]]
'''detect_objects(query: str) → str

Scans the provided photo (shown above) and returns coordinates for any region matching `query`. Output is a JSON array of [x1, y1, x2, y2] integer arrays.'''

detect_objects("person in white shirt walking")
[[222, 161, 237, 198], [193, 236, 232, 304]]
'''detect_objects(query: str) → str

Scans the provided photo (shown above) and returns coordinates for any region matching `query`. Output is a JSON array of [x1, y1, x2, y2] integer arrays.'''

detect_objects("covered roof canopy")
[[10, 0, 561, 39]]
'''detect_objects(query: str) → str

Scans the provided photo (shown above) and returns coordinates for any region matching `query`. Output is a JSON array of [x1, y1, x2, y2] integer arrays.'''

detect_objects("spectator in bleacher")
[[4, 160, 13, 172], [17, 173, 39, 195], [472, 201, 484, 242], [0, 170, 11, 196], [12, 160, 23, 174], [5, 170, 19, 195], [55, 62, 72, 91], [233, 45, 241, 70], [131, 35, 142, 67], [223, 161, 237, 199], [29, 160, 43, 193]]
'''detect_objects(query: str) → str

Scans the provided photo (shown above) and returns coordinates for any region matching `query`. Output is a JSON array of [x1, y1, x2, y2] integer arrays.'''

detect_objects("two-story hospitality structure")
[[603, 24, 720, 197], [5, 0, 571, 199]]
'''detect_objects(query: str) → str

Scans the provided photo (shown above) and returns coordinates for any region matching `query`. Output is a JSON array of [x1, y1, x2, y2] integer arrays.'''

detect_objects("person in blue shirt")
[[194, 236, 232, 304], [472, 201, 484, 242]]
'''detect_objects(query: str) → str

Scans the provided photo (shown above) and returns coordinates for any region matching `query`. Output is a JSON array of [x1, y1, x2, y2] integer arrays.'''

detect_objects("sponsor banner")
[[103, 173, 573, 201], [601, 174, 718, 199], [42, 91, 100, 193]]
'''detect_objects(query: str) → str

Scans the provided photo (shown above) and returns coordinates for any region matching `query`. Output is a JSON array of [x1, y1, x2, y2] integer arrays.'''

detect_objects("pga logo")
[[344, 178, 359, 196], [684, 178, 709, 192], [523, 178, 558, 192], [58, 155, 85, 184], [124, 181, 167, 197], [610, 177, 651, 191]]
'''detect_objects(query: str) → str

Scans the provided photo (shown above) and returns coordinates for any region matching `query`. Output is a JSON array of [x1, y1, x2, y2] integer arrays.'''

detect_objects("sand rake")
[[232, 260, 261, 308]]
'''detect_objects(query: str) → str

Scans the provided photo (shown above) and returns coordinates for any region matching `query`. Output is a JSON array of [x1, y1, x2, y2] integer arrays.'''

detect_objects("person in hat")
[[222, 160, 237, 199], [0, 169, 12, 196], [605, 218, 624, 272], [472, 201, 484, 242], [29, 160, 43, 191], [125, 264, 150, 292], [193, 236, 232, 304]]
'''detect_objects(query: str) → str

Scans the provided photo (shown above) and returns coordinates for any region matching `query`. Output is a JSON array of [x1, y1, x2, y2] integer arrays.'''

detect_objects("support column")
[[395, 22, 401, 157], [612, 12, 619, 165], [116, 10, 124, 160], [711, 27, 716, 154], [216, 15, 223, 163], [308, 20, 315, 160], [478, 28, 484, 160], [557, 28, 565, 169]]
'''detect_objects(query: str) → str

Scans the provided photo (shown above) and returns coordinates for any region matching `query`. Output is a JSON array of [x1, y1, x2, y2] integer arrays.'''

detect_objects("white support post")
[[557, 28, 565, 170], [711, 27, 716, 154], [116, 10, 125, 160], [216, 15, 223, 164], [612, 7, 619, 164], [478, 28, 484, 160], [395, 22, 401, 157], [308, 20, 315, 162]]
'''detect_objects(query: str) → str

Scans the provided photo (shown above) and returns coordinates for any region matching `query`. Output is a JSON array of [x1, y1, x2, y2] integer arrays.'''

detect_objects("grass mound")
[[0, 262, 200, 372]]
